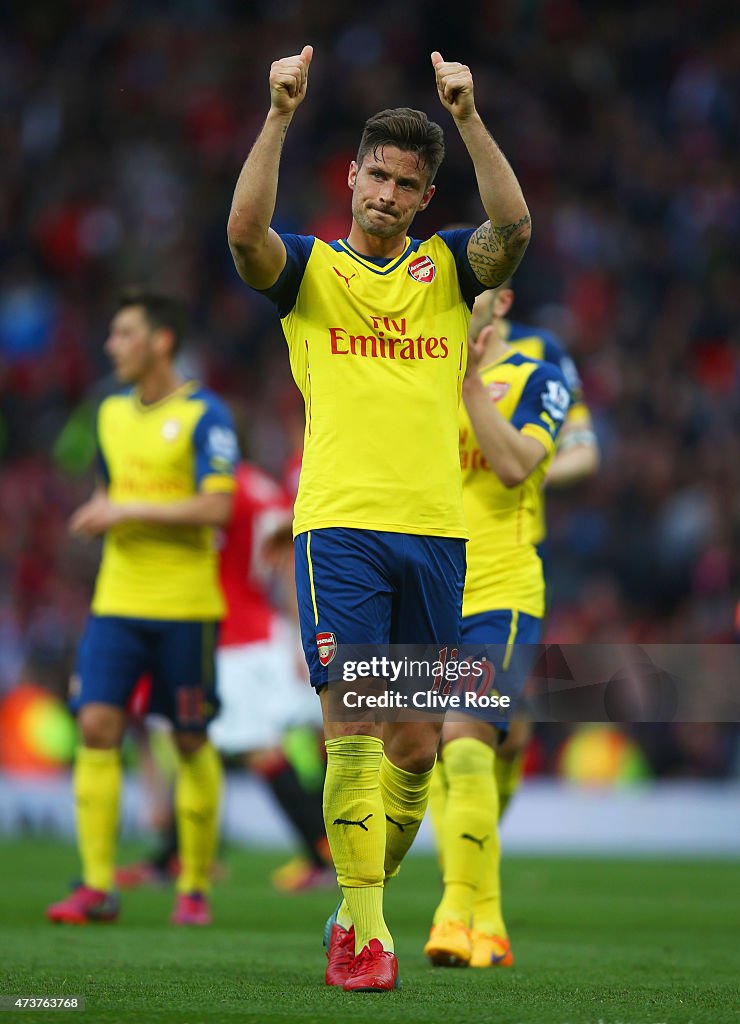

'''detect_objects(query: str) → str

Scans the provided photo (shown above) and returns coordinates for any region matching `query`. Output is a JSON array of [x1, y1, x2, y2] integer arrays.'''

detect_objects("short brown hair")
[[357, 108, 445, 185], [116, 287, 187, 354]]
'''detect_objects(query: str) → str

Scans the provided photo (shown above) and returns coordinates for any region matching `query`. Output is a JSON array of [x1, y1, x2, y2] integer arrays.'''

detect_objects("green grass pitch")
[[0, 840, 738, 1024]]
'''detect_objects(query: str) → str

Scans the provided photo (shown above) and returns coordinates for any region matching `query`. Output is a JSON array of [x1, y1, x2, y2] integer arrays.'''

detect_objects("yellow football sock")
[[472, 750, 507, 936], [381, 754, 434, 882], [495, 749, 525, 821], [323, 735, 392, 952], [426, 758, 448, 870], [343, 886, 388, 956], [74, 746, 122, 893], [433, 737, 495, 927], [175, 741, 222, 894], [335, 899, 353, 931]]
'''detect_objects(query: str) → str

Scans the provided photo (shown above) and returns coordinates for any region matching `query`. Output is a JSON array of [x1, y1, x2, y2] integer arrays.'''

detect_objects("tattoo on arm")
[[468, 216, 532, 287]]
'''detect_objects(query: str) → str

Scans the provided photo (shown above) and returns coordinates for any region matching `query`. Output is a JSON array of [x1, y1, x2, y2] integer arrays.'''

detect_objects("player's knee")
[[496, 737, 523, 761], [77, 704, 125, 749], [442, 718, 496, 750], [400, 748, 437, 774], [384, 726, 440, 774], [173, 731, 208, 757], [496, 718, 532, 760]]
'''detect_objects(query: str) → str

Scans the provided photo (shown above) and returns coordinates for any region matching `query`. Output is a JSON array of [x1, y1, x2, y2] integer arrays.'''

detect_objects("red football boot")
[[46, 884, 119, 925], [323, 903, 355, 987], [170, 891, 211, 926], [343, 939, 399, 992]]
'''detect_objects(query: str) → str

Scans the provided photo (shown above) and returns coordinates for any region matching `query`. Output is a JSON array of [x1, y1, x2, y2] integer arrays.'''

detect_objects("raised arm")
[[431, 51, 531, 288], [227, 45, 313, 290]]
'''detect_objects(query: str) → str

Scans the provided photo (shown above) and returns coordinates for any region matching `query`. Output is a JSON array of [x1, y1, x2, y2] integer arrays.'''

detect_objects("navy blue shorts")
[[295, 528, 466, 688], [460, 609, 542, 729], [70, 615, 220, 732]]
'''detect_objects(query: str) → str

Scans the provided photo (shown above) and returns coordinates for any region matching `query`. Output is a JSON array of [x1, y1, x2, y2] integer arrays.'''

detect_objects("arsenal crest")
[[486, 381, 510, 402], [408, 255, 436, 283], [316, 631, 337, 667]]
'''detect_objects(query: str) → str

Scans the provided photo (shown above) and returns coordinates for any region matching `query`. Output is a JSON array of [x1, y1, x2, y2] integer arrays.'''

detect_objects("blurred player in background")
[[114, 683, 182, 887], [208, 456, 333, 891], [427, 271, 599, 866], [425, 286, 570, 968], [116, 451, 331, 892], [227, 44, 531, 991], [46, 289, 237, 927], [491, 281, 599, 818], [426, 281, 599, 965]]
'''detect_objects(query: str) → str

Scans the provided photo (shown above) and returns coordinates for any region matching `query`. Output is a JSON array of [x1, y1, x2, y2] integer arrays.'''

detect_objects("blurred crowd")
[[0, 1, 738, 776]]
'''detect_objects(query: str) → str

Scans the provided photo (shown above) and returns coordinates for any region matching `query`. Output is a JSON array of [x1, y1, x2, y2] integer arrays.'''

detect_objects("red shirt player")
[[218, 462, 292, 649], [210, 462, 332, 891]]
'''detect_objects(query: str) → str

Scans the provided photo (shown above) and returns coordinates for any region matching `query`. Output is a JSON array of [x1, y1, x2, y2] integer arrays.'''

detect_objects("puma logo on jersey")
[[333, 267, 357, 289]]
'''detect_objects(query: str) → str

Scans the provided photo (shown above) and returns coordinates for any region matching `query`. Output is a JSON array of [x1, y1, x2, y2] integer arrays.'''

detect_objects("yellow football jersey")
[[265, 230, 483, 539], [460, 351, 570, 619], [504, 319, 592, 545], [92, 381, 237, 620]]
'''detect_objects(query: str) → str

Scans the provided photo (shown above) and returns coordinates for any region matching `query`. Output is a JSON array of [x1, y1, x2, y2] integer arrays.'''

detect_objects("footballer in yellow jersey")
[[477, 295, 600, 840], [425, 288, 570, 970], [503, 315, 599, 545], [459, 349, 562, 619], [47, 290, 236, 930], [228, 46, 533, 990], [92, 379, 235, 620], [267, 230, 473, 540], [482, 299, 599, 830]]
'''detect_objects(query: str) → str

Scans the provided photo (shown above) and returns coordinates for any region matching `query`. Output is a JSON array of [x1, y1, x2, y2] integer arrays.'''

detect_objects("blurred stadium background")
[[0, 0, 739, 858]]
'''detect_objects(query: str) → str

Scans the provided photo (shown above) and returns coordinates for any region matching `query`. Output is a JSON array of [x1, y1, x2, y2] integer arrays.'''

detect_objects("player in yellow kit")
[[487, 292, 600, 817], [426, 283, 599, 964], [227, 45, 532, 990], [424, 286, 570, 968], [46, 289, 236, 927]]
